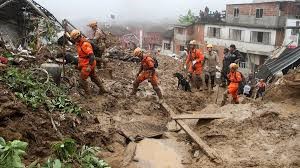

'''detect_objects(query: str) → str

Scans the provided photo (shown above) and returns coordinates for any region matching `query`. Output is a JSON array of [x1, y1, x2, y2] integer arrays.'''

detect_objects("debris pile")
[[106, 46, 140, 63], [265, 66, 300, 101]]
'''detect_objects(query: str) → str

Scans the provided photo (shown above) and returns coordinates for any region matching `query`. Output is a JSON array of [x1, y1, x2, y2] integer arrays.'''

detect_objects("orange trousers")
[[228, 84, 239, 102], [79, 61, 97, 80], [136, 71, 159, 86]]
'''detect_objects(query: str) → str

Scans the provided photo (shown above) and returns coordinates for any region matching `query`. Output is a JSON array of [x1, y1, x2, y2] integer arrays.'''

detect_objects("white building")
[[284, 18, 300, 47], [204, 23, 277, 73]]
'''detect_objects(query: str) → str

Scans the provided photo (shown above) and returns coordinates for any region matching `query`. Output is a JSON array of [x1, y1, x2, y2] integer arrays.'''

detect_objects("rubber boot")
[[204, 74, 209, 90], [79, 79, 91, 98], [220, 91, 228, 106], [153, 86, 163, 102], [131, 82, 139, 96], [91, 76, 108, 95]]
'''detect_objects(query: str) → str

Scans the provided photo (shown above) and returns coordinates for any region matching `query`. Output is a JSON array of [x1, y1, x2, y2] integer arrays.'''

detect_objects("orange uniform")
[[136, 55, 159, 86], [76, 37, 97, 80], [227, 71, 242, 102], [186, 49, 204, 75]]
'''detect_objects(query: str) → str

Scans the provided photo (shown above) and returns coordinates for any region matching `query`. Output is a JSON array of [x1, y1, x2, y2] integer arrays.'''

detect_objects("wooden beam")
[[172, 114, 225, 120], [160, 102, 221, 163], [175, 119, 221, 163]]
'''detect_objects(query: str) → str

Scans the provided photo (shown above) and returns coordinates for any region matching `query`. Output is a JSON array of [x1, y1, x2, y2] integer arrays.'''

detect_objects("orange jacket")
[[76, 37, 96, 67], [227, 71, 242, 88], [186, 49, 204, 74], [141, 55, 155, 71]]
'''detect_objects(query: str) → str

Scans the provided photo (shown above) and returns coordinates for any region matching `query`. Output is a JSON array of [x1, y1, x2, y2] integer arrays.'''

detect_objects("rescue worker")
[[70, 29, 107, 96], [221, 63, 242, 106], [184, 40, 204, 91], [87, 21, 108, 68], [203, 44, 219, 91], [131, 47, 163, 101], [221, 44, 241, 87]]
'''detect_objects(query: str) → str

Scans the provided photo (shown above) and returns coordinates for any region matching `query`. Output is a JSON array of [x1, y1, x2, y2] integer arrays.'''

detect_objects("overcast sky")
[[35, 0, 252, 22]]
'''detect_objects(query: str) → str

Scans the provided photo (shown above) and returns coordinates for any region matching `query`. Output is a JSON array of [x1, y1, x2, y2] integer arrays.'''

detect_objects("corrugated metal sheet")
[[256, 47, 300, 80]]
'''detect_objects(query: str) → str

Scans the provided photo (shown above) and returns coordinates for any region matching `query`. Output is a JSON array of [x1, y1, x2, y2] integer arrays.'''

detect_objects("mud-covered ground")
[[0, 55, 299, 167]]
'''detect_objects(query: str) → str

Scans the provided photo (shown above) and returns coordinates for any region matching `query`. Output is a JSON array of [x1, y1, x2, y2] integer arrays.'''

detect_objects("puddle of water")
[[134, 138, 184, 168]]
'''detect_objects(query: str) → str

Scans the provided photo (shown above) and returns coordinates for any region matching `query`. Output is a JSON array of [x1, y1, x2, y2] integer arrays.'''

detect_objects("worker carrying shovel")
[[70, 29, 108, 96], [221, 63, 242, 106]]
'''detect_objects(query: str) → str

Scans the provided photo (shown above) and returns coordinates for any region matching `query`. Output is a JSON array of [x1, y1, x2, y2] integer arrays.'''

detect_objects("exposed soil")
[[0, 55, 299, 167]]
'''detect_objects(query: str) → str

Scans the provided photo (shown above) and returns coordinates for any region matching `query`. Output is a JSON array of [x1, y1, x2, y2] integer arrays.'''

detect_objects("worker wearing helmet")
[[87, 21, 108, 68], [184, 40, 204, 91], [70, 29, 107, 96], [221, 63, 242, 106], [131, 47, 163, 101], [203, 44, 220, 91]]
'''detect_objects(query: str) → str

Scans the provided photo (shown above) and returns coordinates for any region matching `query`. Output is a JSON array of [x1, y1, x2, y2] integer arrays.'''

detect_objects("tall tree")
[[178, 9, 196, 25]]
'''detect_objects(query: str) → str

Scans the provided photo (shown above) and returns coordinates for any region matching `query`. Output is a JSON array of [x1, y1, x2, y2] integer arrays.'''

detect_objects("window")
[[256, 9, 263, 18], [234, 8, 239, 17], [207, 27, 221, 38], [164, 43, 171, 50], [180, 45, 185, 51], [251, 31, 270, 44], [177, 28, 184, 34], [291, 29, 299, 36], [229, 29, 242, 41]]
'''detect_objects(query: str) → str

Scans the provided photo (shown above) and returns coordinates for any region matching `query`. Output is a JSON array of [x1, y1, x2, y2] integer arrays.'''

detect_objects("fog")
[[35, 0, 251, 23]]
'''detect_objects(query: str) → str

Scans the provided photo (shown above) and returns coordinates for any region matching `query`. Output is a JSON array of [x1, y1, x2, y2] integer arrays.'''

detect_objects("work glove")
[[192, 60, 197, 65], [86, 65, 91, 72]]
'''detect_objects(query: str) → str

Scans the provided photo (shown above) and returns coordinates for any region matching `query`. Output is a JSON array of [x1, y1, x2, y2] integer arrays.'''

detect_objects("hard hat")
[[87, 21, 97, 27], [189, 40, 197, 45], [133, 47, 142, 56], [70, 29, 81, 40], [207, 44, 213, 48], [229, 63, 238, 69]]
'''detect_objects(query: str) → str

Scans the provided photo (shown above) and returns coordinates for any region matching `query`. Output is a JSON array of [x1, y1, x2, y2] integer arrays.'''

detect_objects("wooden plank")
[[160, 102, 221, 163], [172, 114, 225, 120], [175, 119, 221, 163]]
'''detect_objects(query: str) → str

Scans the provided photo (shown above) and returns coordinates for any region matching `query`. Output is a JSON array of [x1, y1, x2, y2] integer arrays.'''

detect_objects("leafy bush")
[[52, 138, 77, 162], [77, 146, 110, 168], [0, 137, 28, 168], [0, 68, 81, 114]]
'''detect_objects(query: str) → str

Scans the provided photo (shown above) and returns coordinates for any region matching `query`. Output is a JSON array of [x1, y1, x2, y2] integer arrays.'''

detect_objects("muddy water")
[[134, 138, 185, 168]]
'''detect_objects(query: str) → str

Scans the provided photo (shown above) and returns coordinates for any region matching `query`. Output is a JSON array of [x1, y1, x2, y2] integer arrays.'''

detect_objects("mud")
[[0, 55, 299, 167], [132, 138, 189, 168]]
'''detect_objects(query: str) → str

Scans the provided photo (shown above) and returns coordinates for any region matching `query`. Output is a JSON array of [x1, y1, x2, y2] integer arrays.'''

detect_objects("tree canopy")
[[178, 9, 196, 25]]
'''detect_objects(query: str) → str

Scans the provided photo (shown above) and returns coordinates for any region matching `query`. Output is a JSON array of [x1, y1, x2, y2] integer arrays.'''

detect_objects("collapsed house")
[[0, 0, 61, 49], [256, 47, 300, 81]]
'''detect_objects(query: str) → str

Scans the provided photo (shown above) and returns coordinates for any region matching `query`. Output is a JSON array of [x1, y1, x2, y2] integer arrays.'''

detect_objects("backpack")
[[80, 40, 101, 57], [145, 55, 158, 68]]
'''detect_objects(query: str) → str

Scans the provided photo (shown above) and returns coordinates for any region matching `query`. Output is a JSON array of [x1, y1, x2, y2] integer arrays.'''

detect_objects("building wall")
[[173, 27, 188, 54], [226, 2, 300, 28], [284, 18, 300, 47], [161, 39, 174, 55], [204, 24, 277, 55], [226, 3, 280, 27]]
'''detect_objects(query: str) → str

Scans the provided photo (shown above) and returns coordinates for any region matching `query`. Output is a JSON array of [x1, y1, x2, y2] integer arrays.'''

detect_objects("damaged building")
[[0, 0, 61, 49]]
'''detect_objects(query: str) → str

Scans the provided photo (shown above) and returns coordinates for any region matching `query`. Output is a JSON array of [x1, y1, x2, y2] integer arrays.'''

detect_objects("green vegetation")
[[0, 68, 81, 114], [178, 9, 196, 25], [30, 138, 110, 168], [0, 137, 28, 168]]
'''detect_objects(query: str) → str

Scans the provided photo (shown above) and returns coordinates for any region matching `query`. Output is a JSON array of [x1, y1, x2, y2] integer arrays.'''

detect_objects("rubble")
[[106, 46, 140, 63]]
